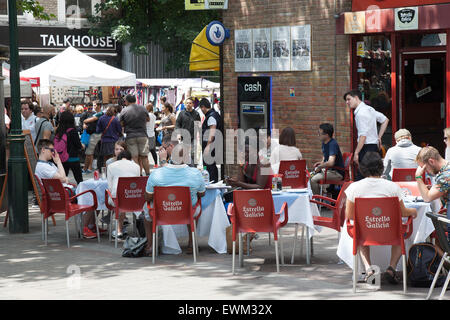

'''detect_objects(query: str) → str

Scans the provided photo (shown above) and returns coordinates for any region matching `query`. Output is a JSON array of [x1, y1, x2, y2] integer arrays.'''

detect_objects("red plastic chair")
[[346, 197, 413, 294], [41, 178, 98, 248], [227, 189, 288, 274], [310, 181, 352, 233], [105, 176, 148, 248], [279, 160, 307, 189], [147, 186, 202, 264], [392, 168, 431, 184], [318, 152, 353, 197]]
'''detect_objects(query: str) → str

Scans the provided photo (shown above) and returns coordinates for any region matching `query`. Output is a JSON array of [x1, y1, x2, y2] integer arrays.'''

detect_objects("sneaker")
[[82, 169, 93, 174], [83, 227, 97, 239], [112, 230, 127, 239]]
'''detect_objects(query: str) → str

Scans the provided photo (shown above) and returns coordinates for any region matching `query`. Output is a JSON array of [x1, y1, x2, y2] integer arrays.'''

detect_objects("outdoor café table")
[[271, 186, 321, 265], [158, 183, 231, 254], [336, 197, 438, 279], [76, 178, 109, 211]]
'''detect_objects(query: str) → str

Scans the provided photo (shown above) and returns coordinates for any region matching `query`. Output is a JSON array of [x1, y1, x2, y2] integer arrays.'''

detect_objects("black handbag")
[[122, 237, 148, 258]]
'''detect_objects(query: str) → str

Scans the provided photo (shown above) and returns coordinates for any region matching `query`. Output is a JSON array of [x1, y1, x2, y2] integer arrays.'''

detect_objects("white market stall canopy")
[[20, 46, 136, 88], [137, 78, 220, 90], [3, 77, 32, 98]]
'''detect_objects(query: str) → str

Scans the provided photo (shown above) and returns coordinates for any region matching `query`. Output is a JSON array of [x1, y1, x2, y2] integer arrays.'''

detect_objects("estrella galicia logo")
[[372, 207, 382, 217], [397, 8, 415, 24], [248, 198, 257, 207], [130, 183, 137, 189], [168, 194, 176, 201]]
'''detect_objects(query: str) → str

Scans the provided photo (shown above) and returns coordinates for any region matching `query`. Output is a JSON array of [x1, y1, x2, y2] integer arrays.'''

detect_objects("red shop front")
[[337, 1, 450, 155]]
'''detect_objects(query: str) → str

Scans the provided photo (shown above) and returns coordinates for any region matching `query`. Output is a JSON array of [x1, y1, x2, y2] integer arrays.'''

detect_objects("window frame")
[[58, 0, 100, 23]]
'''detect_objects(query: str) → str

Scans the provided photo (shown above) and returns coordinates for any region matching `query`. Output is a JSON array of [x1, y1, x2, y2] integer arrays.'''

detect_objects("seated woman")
[[344, 152, 417, 284], [105, 140, 128, 167], [226, 140, 272, 190], [270, 127, 302, 173]]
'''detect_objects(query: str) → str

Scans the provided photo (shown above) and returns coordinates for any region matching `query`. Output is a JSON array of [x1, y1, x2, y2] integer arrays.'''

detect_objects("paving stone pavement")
[[0, 170, 441, 300]]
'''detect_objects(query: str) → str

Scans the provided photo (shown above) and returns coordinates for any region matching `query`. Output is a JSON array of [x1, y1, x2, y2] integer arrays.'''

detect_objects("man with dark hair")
[[344, 89, 389, 181], [175, 96, 201, 165], [120, 94, 150, 175], [35, 139, 68, 183], [344, 152, 417, 284], [311, 123, 345, 195], [106, 149, 141, 239], [82, 101, 103, 173], [199, 97, 222, 182], [21, 98, 37, 141]]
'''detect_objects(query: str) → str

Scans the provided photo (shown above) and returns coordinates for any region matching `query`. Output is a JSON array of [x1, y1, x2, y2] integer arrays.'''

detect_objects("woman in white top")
[[345, 152, 417, 284], [146, 103, 157, 165], [270, 127, 302, 173], [444, 127, 450, 161]]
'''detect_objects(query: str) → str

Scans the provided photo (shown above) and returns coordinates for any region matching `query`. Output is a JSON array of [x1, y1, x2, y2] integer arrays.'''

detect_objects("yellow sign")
[[185, 0, 205, 10], [357, 41, 365, 57], [344, 11, 365, 34]]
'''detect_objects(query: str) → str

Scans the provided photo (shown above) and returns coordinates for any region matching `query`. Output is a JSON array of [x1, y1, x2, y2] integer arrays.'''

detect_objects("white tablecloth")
[[159, 188, 230, 254], [76, 178, 109, 210], [336, 200, 437, 273]]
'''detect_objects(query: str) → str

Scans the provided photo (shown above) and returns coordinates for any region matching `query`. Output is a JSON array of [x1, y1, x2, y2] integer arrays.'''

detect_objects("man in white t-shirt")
[[35, 139, 68, 184], [345, 152, 417, 285], [107, 150, 141, 239], [21, 99, 37, 142], [4, 109, 10, 130]]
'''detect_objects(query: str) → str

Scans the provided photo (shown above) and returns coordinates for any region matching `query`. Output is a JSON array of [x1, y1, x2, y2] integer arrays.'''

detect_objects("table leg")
[[239, 233, 244, 268], [306, 226, 311, 265], [291, 223, 299, 264]]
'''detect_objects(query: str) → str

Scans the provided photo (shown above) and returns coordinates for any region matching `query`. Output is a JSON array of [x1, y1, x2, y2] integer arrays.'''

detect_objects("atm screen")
[[241, 104, 265, 114]]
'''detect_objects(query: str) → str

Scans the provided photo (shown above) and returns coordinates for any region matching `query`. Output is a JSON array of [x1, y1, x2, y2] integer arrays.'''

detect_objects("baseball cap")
[[395, 128, 411, 141]]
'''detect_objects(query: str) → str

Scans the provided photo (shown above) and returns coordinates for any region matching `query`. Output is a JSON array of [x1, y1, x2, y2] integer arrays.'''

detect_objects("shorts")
[[126, 136, 149, 157], [86, 133, 101, 155]]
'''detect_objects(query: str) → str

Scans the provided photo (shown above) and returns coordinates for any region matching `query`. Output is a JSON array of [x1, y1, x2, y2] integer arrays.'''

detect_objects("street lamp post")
[[7, 0, 29, 233]]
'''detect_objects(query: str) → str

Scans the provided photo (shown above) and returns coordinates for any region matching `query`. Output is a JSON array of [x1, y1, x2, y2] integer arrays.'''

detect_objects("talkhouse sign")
[[0, 26, 117, 52]]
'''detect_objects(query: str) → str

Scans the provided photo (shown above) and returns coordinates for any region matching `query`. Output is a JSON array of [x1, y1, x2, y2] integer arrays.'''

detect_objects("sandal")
[[385, 266, 401, 285], [364, 269, 376, 284]]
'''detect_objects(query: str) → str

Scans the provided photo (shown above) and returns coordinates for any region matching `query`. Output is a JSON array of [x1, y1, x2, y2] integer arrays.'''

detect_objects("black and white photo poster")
[[291, 25, 311, 71], [271, 26, 290, 72], [235, 29, 253, 72], [252, 28, 271, 72]]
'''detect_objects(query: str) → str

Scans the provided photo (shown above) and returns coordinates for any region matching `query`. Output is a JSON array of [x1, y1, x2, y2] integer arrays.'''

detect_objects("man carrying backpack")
[[82, 102, 103, 173]]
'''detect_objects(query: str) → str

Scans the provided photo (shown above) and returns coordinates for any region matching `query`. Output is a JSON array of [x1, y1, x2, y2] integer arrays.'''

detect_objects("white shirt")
[[106, 159, 141, 198], [4, 111, 10, 126], [35, 160, 58, 180], [146, 112, 156, 138], [270, 144, 302, 174], [354, 102, 387, 144], [21, 114, 37, 141], [345, 177, 404, 203], [383, 139, 421, 179], [446, 147, 450, 161]]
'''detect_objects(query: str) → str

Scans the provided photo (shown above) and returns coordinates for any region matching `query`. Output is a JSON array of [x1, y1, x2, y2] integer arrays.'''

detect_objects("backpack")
[[407, 242, 447, 287], [54, 128, 73, 162]]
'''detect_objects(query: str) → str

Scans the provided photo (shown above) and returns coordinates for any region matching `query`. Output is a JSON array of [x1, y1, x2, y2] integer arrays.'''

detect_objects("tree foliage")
[[88, 0, 221, 72], [18, 0, 55, 20]]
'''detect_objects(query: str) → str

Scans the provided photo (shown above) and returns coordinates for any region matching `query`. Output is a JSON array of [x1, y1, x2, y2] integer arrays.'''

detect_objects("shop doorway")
[[400, 51, 446, 154]]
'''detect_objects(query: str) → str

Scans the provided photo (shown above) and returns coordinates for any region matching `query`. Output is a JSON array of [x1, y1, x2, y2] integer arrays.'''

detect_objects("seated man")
[[35, 139, 69, 184], [311, 123, 345, 196], [144, 134, 206, 255], [106, 149, 141, 239], [383, 128, 421, 180], [345, 152, 417, 284]]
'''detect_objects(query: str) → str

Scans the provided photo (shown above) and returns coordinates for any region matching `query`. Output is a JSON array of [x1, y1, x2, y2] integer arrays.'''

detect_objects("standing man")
[[175, 96, 201, 166], [120, 94, 150, 175], [34, 105, 55, 147], [199, 98, 222, 183], [21, 99, 37, 142], [310, 123, 345, 196], [82, 102, 103, 173], [344, 89, 389, 181]]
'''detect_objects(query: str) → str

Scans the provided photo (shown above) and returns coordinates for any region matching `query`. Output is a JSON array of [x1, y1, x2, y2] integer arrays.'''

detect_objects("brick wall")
[[39, 0, 59, 19], [222, 0, 352, 176]]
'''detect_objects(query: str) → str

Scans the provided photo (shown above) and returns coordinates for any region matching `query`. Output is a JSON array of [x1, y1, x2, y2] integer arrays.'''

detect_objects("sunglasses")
[[45, 147, 56, 153]]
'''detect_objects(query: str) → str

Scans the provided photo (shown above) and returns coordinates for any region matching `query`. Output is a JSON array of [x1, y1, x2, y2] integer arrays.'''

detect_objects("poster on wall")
[[290, 25, 311, 71], [235, 29, 253, 72], [271, 26, 291, 72], [252, 28, 271, 72]]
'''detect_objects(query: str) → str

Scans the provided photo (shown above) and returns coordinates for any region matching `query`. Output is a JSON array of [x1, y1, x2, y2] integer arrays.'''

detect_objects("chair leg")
[[291, 223, 299, 264], [306, 226, 311, 265], [353, 254, 358, 293], [268, 232, 271, 246], [402, 254, 407, 294], [156, 226, 159, 257], [115, 218, 118, 248], [41, 215, 45, 241], [439, 266, 450, 300], [275, 240, 280, 273], [247, 233, 250, 257], [279, 229, 285, 266], [194, 220, 199, 257], [427, 252, 447, 300], [192, 231, 197, 263], [66, 220, 70, 248], [152, 232, 156, 264], [238, 233, 243, 268], [94, 211, 100, 243], [232, 240, 236, 275], [45, 218, 48, 245], [299, 225, 305, 259]]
